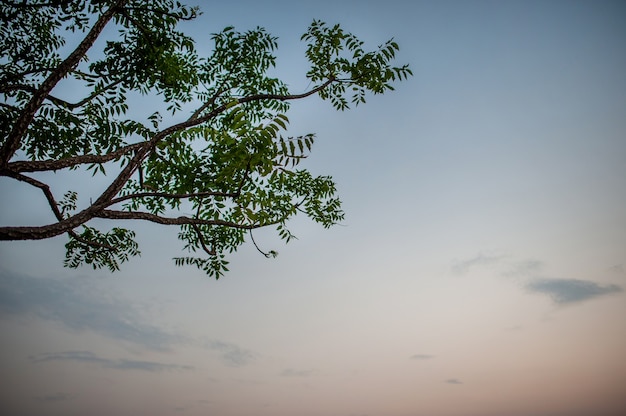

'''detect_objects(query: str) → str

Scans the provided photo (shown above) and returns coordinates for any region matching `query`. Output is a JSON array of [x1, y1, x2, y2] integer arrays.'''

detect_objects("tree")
[[0, 0, 411, 278]]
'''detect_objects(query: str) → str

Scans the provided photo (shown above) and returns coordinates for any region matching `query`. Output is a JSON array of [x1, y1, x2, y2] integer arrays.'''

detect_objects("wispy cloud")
[[205, 340, 255, 367], [30, 351, 109, 365], [526, 278, 622, 304], [502, 259, 544, 278], [109, 359, 193, 372], [452, 253, 506, 275], [445, 378, 463, 384], [0, 269, 183, 351], [452, 253, 545, 278], [33, 392, 75, 403], [410, 354, 434, 360], [29, 351, 193, 372], [280, 368, 313, 377]]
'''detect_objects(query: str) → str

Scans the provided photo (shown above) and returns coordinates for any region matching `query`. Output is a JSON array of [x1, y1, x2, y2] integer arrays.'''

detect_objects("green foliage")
[[65, 226, 140, 272], [59, 191, 78, 219], [302, 20, 413, 109], [0, 1, 410, 278]]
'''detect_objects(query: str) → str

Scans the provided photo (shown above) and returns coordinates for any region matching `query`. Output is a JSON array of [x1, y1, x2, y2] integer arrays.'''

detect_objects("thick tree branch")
[[6, 142, 145, 173], [95, 209, 264, 229], [0, 170, 114, 250], [0, 212, 92, 240], [0, 0, 128, 168], [3, 170, 65, 222]]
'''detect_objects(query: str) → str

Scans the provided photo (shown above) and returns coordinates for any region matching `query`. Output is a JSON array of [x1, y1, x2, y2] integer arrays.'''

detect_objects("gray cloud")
[[410, 354, 434, 360], [452, 253, 506, 274], [0, 268, 183, 351], [526, 278, 623, 304], [29, 351, 193, 372], [205, 340, 255, 367], [445, 378, 462, 384], [30, 351, 110, 365], [33, 392, 75, 403], [109, 359, 193, 372], [281, 368, 313, 377]]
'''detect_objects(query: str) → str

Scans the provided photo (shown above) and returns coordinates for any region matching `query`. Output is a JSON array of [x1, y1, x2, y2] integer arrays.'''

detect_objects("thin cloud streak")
[[526, 278, 622, 304], [452, 253, 506, 275], [29, 351, 193, 372], [280, 368, 313, 377], [410, 354, 435, 360], [445, 379, 463, 385], [502, 259, 544, 278]]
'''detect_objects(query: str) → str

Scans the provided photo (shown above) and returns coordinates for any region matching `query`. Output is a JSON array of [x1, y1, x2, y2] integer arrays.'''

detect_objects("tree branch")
[[249, 229, 274, 258], [176, 77, 337, 135], [6, 142, 145, 173], [189, 87, 226, 121], [1, 70, 122, 110], [0, 170, 114, 250], [0, 0, 129, 168], [67, 78, 125, 109], [3, 170, 65, 222], [95, 209, 265, 229], [191, 224, 216, 256], [0, 67, 58, 86]]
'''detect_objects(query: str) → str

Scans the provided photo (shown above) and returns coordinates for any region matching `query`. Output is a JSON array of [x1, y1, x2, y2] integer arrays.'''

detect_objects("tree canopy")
[[0, 0, 411, 278]]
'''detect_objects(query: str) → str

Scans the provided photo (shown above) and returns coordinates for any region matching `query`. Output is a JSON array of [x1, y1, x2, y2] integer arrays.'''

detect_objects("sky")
[[1, 1, 626, 415]]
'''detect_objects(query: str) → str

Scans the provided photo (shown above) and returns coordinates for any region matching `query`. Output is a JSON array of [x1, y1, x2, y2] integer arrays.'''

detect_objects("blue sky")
[[1, 1, 625, 415]]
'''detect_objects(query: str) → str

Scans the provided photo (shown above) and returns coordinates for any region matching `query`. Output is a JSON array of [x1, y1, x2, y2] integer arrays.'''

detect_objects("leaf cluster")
[[302, 20, 412, 110]]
